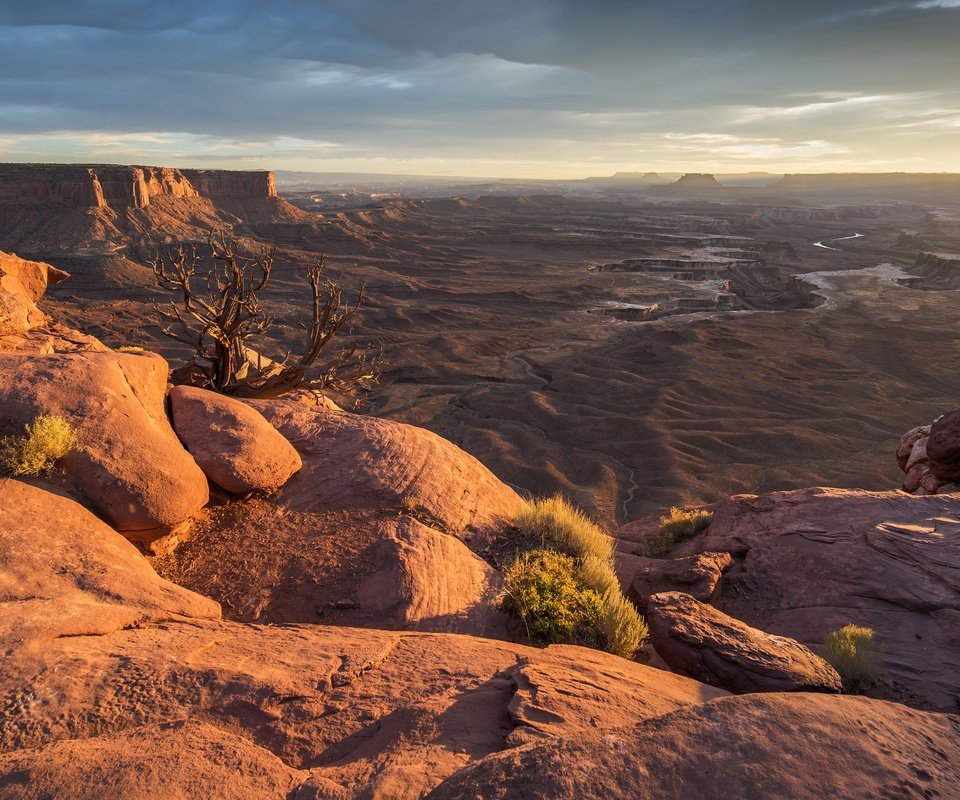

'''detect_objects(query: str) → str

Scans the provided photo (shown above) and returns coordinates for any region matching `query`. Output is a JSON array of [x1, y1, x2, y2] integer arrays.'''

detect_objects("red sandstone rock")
[[0, 250, 68, 335], [426, 693, 960, 800], [0, 479, 218, 642], [0, 721, 306, 800], [152, 399, 521, 634], [646, 592, 842, 694], [627, 551, 733, 610], [169, 385, 302, 494], [927, 408, 960, 481], [629, 487, 960, 709], [0, 349, 209, 532], [1, 619, 717, 798]]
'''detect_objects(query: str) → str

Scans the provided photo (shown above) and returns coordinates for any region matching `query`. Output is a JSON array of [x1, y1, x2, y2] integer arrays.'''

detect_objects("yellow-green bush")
[[823, 625, 877, 691], [507, 495, 647, 658], [598, 588, 649, 658], [514, 494, 613, 562], [637, 506, 713, 556], [1, 415, 78, 476], [500, 550, 603, 645]]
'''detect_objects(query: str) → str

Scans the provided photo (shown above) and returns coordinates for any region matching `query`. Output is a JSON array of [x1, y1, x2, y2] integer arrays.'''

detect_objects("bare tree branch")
[[151, 229, 382, 403]]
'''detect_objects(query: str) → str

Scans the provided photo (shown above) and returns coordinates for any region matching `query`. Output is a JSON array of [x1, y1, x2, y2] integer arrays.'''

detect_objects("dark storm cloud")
[[1, 0, 959, 174]]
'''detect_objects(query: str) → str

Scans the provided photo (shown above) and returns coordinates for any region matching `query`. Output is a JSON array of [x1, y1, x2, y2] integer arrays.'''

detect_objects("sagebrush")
[[503, 495, 648, 658], [1, 415, 78, 476], [500, 549, 603, 645], [823, 625, 877, 691], [637, 506, 713, 556]]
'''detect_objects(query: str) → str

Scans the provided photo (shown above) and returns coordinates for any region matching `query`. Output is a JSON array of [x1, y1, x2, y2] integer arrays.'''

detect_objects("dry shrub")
[[823, 625, 878, 691], [500, 550, 603, 645], [637, 506, 713, 556], [1, 415, 78, 476], [514, 494, 613, 562]]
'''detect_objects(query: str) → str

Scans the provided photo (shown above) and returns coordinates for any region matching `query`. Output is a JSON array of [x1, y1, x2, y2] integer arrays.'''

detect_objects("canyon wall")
[[0, 164, 276, 211], [0, 164, 305, 254]]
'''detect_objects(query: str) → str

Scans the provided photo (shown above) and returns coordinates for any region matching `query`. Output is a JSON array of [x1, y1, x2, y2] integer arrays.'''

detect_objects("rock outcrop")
[[169, 385, 302, 494], [618, 487, 960, 710], [0, 348, 209, 532], [0, 493, 720, 799], [0, 479, 218, 642], [626, 551, 732, 610], [427, 693, 960, 800], [0, 250, 68, 334], [152, 398, 522, 634], [646, 592, 842, 694], [896, 412, 960, 495], [0, 164, 308, 253]]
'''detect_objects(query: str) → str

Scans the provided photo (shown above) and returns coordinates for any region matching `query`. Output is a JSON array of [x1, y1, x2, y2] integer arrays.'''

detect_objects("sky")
[[1, 0, 959, 178]]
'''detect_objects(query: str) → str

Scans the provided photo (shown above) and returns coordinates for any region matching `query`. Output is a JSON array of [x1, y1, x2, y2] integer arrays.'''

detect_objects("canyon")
[[1, 166, 960, 798], [6, 164, 960, 526]]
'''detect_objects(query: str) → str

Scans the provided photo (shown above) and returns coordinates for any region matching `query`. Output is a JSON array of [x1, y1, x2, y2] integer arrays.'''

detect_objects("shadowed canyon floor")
[[8, 168, 959, 527]]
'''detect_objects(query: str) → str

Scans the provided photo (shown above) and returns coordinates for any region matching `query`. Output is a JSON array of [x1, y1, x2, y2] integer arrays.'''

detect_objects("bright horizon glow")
[[2, 2, 959, 179]]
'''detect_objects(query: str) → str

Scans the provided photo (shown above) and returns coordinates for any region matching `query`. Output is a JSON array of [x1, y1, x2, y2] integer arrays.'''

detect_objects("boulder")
[[354, 517, 506, 635], [0, 479, 219, 643], [928, 408, 960, 481], [686, 487, 960, 708], [0, 250, 68, 335], [152, 399, 522, 633], [427, 693, 960, 800], [0, 349, 209, 532], [169, 385, 302, 494], [895, 414, 960, 495], [627, 551, 733, 610], [616, 487, 960, 710], [646, 592, 842, 694]]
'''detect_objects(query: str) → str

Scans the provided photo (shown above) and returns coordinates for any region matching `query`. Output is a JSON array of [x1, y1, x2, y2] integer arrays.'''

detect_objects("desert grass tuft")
[[514, 494, 613, 562], [1, 415, 78, 477], [636, 506, 713, 556], [823, 624, 878, 691], [507, 495, 647, 658]]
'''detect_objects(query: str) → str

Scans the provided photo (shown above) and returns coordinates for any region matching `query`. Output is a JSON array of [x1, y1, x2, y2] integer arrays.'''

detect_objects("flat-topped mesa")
[[0, 164, 275, 212], [672, 172, 722, 188], [0, 164, 307, 252]]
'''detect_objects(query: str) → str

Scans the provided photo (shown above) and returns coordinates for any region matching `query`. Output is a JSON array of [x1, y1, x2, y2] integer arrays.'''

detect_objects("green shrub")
[[507, 495, 647, 658], [500, 550, 603, 645], [823, 625, 877, 691], [1, 415, 78, 476], [637, 506, 713, 556]]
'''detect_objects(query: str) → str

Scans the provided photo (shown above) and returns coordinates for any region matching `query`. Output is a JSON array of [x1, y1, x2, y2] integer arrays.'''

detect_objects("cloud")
[[0, 0, 958, 175]]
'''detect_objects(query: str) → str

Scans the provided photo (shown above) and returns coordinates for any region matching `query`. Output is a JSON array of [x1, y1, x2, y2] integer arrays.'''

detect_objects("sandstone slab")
[[427, 693, 960, 800], [153, 399, 522, 633], [1, 619, 717, 799], [647, 591, 842, 694], [660, 487, 960, 709], [627, 551, 733, 610], [0, 479, 219, 643], [170, 385, 302, 494]]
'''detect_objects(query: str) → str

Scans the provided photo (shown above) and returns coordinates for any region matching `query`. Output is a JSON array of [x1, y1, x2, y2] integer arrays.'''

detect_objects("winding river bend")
[[813, 232, 864, 250]]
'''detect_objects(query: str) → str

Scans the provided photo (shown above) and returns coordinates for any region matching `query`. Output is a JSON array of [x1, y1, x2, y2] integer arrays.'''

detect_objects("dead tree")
[[149, 229, 380, 401]]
